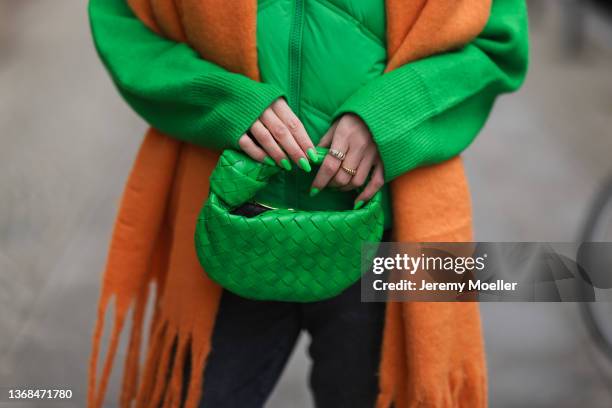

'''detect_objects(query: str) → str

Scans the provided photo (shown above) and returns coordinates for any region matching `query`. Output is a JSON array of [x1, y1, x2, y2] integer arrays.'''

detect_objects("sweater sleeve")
[[88, 0, 285, 150], [333, 0, 529, 181]]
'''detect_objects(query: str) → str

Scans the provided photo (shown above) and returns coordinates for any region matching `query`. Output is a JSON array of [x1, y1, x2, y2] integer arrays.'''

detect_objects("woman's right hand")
[[238, 98, 317, 172]]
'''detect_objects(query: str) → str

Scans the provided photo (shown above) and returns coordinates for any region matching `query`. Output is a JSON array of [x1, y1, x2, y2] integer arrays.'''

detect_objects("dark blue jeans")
[[181, 279, 386, 408]]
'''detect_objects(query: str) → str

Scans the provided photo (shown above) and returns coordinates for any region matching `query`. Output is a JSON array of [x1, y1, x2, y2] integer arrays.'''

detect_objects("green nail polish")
[[353, 200, 364, 210], [307, 148, 319, 163], [263, 156, 276, 166], [309, 187, 320, 197], [280, 158, 292, 171], [298, 157, 311, 172]]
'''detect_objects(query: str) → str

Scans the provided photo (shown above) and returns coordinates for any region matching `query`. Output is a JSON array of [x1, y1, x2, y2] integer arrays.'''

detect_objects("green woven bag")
[[194, 147, 384, 302]]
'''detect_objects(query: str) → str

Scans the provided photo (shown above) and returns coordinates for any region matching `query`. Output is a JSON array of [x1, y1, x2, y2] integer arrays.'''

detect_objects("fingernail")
[[309, 187, 320, 197], [307, 148, 319, 163], [353, 200, 364, 210], [298, 157, 311, 172], [280, 158, 292, 171], [263, 156, 276, 166]]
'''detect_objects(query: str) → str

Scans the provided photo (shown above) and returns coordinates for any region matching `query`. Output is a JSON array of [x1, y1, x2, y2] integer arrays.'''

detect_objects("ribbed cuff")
[[191, 73, 286, 150], [332, 66, 438, 181]]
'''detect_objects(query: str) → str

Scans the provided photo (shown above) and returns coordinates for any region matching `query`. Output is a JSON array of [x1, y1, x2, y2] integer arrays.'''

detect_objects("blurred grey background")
[[1, 0, 612, 407]]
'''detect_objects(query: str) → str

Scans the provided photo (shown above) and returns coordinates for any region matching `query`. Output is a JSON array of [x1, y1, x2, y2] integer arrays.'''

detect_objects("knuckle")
[[334, 176, 349, 187], [342, 121, 358, 135], [260, 129, 274, 145], [286, 118, 300, 131], [321, 161, 336, 174], [238, 136, 250, 148], [273, 126, 289, 140], [251, 124, 263, 136], [285, 143, 300, 154], [253, 133, 268, 145], [319, 169, 334, 180], [320, 168, 333, 179], [352, 138, 368, 151], [371, 178, 384, 189], [352, 129, 365, 140], [353, 144, 367, 156], [261, 110, 273, 121], [259, 130, 274, 142], [332, 128, 347, 140], [351, 176, 365, 188], [260, 137, 276, 151]]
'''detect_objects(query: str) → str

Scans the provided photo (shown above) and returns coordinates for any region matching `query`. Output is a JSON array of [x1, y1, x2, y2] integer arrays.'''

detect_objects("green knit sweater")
[[89, 0, 528, 218]]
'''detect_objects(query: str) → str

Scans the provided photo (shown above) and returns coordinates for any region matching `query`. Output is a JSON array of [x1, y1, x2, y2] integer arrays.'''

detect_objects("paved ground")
[[1, 1, 612, 407]]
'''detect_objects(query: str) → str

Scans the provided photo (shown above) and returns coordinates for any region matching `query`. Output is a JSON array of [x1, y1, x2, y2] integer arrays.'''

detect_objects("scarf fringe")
[[120, 280, 153, 407], [141, 319, 174, 407], [88, 292, 130, 408], [89, 280, 208, 408], [134, 313, 167, 407], [134, 318, 207, 408]]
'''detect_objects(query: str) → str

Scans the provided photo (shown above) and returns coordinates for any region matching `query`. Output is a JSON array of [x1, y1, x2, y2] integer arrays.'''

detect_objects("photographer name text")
[[372, 279, 518, 292]]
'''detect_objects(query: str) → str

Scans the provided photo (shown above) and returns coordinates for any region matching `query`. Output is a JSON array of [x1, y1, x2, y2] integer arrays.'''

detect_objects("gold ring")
[[328, 148, 346, 161], [341, 166, 357, 176]]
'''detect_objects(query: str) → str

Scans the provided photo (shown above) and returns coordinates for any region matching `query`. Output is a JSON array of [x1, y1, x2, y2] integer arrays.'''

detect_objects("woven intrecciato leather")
[[195, 148, 384, 302]]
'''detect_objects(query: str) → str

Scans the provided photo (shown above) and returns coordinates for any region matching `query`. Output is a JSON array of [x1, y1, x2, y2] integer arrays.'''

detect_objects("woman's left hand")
[[310, 114, 385, 208]]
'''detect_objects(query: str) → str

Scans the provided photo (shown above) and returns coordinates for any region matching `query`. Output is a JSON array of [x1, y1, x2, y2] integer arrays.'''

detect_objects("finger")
[[329, 134, 369, 188], [238, 134, 271, 163], [329, 146, 363, 188], [260, 108, 306, 168], [271, 99, 314, 156], [310, 128, 349, 193], [354, 161, 385, 205], [339, 146, 377, 192], [250, 119, 288, 166]]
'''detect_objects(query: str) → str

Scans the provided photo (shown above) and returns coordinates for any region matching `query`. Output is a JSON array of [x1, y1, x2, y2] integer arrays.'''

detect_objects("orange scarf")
[[88, 1, 491, 407]]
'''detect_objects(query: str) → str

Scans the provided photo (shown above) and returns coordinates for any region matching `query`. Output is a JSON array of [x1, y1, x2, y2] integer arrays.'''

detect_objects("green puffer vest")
[[254, 0, 392, 226]]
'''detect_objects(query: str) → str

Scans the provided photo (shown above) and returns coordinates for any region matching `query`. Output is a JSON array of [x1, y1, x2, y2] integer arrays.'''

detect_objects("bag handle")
[[209, 147, 375, 208]]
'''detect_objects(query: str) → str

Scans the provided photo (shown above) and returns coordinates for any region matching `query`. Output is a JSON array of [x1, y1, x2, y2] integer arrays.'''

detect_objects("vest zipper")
[[287, 0, 305, 207], [288, 0, 305, 114]]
